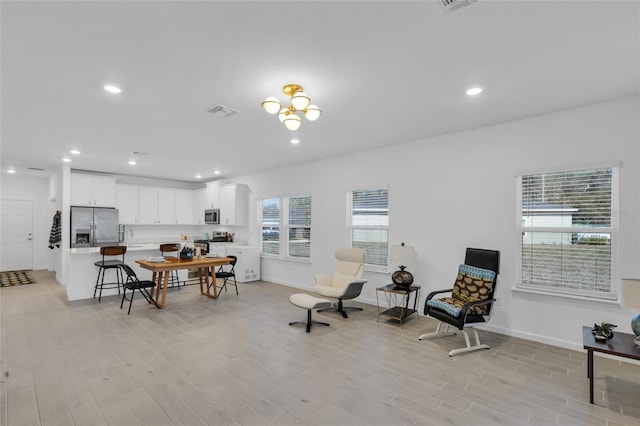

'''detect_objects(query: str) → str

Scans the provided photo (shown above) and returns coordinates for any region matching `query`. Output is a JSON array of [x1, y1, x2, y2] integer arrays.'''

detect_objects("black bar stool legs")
[[93, 246, 127, 302]]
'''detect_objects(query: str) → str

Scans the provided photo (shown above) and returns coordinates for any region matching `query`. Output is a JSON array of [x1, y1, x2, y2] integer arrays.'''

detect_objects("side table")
[[582, 326, 640, 404], [376, 284, 420, 328]]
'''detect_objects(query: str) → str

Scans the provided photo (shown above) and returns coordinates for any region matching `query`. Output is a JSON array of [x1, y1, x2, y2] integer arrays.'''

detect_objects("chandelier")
[[261, 84, 321, 131]]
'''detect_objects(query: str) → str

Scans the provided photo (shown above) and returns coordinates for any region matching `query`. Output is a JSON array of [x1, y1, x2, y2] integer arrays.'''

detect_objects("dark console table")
[[582, 325, 640, 404]]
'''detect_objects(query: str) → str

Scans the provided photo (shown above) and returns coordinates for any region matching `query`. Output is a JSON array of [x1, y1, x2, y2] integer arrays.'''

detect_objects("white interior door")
[[1, 200, 34, 271]]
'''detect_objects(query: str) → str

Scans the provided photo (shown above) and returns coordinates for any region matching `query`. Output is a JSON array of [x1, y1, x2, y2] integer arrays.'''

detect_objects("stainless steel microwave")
[[205, 209, 220, 224]]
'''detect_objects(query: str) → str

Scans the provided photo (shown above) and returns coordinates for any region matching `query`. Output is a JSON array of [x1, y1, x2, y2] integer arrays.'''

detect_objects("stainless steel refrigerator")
[[70, 207, 120, 248]]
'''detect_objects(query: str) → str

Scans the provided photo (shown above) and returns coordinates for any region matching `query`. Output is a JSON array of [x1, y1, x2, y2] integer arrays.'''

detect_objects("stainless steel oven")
[[194, 234, 227, 255]]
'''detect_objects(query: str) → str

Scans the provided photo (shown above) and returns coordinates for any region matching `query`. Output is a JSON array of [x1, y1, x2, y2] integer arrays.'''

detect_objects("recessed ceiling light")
[[128, 160, 137, 165], [104, 85, 122, 94], [466, 87, 483, 96], [291, 139, 300, 145], [195, 174, 202, 179], [62, 158, 71, 163], [213, 170, 221, 175], [70, 150, 80, 155], [7, 169, 16, 174]]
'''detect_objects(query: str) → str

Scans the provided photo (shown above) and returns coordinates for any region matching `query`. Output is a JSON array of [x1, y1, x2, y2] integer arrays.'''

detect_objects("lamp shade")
[[389, 244, 417, 272], [262, 97, 281, 114], [304, 105, 322, 121], [621, 278, 640, 310], [278, 107, 288, 122], [291, 91, 311, 110], [283, 113, 301, 131]]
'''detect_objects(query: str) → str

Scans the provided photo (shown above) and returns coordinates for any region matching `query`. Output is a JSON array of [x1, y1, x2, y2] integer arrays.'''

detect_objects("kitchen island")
[[62, 243, 189, 301]]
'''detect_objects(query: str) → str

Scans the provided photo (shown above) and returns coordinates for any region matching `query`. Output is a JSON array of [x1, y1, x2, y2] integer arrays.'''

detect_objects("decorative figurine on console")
[[592, 322, 617, 341]]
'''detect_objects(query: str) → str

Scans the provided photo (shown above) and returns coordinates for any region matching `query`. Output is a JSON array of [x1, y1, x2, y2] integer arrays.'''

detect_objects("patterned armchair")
[[419, 247, 500, 356]]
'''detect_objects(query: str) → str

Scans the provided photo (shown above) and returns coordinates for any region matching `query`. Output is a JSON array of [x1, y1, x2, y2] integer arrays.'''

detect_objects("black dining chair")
[[213, 255, 238, 296], [120, 264, 159, 314]]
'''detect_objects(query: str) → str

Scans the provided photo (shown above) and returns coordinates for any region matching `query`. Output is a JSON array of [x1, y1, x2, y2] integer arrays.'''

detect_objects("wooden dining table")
[[135, 256, 232, 308]]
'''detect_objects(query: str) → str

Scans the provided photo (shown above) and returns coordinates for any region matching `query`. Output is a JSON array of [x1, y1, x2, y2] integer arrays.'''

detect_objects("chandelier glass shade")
[[262, 84, 321, 131]]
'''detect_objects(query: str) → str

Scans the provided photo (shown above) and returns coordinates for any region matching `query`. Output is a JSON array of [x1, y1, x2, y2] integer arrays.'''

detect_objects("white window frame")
[[259, 195, 312, 262], [516, 165, 618, 300], [285, 195, 312, 261], [259, 197, 281, 258], [347, 187, 389, 272]]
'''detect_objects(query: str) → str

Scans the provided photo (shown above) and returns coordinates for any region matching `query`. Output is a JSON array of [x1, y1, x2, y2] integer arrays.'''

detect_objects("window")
[[260, 195, 312, 260], [517, 166, 618, 299], [348, 188, 389, 269], [287, 195, 311, 259], [260, 198, 280, 255]]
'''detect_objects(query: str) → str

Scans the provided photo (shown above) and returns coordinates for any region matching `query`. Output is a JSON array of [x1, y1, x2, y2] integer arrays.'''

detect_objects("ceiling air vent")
[[439, 0, 477, 13], [208, 105, 238, 117], [27, 167, 45, 172]]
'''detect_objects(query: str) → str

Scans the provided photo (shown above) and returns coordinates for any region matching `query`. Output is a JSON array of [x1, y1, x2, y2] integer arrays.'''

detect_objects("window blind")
[[517, 167, 617, 298], [350, 188, 389, 267], [287, 195, 311, 258], [261, 198, 280, 255]]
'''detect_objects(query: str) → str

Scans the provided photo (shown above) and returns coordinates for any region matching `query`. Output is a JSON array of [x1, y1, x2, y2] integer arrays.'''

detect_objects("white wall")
[[0, 174, 53, 271], [3, 96, 638, 349], [227, 96, 640, 350]]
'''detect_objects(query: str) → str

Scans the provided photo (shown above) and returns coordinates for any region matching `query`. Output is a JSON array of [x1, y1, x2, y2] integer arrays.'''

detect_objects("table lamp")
[[389, 242, 417, 287], [621, 278, 640, 348]]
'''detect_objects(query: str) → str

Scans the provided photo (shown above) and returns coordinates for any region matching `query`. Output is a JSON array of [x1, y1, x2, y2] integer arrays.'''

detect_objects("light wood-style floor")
[[1, 270, 639, 426]]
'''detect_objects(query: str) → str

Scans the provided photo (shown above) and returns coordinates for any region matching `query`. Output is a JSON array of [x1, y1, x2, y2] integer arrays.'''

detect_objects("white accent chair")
[[314, 247, 367, 318]]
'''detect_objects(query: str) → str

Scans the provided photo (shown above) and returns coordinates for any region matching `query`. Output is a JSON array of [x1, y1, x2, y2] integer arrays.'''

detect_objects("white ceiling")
[[1, 1, 638, 183]]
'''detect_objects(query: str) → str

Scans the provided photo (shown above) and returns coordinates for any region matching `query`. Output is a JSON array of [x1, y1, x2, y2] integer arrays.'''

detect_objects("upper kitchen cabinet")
[[116, 184, 139, 224], [175, 190, 194, 225], [219, 183, 248, 226], [193, 189, 207, 225], [139, 187, 177, 225], [70, 173, 116, 207], [205, 181, 220, 209]]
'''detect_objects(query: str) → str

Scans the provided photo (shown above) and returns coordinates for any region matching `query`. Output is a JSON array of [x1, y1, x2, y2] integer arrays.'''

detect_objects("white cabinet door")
[[92, 176, 117, 207], [71, 174, 116, 207], [157, 189, 176, 224], [205, 182, 219, 209], [175, 190, 194, 225], [138, 187, 159, 224], [193, 189, 206, 224], [219, 183, 247, 226], [116, 184, 139, 224], [70, 174, 94, 206]]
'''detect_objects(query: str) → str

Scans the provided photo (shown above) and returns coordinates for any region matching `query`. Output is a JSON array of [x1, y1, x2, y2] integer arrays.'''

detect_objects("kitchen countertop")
[[65, 242, 188, 254]]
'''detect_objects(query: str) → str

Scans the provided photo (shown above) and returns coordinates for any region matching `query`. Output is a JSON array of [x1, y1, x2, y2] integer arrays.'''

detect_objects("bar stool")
[[159, 243, 182, 289], [94, 245, 126, 302]]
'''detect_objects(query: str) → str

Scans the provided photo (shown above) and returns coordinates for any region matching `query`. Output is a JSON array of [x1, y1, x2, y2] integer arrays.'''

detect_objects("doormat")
[[0, 271, 36, 287]]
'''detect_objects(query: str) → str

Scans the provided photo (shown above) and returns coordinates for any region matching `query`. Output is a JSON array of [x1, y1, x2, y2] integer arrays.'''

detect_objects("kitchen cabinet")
[[175, 190, 194, 225], [71, 173, 116, 207], [193, 189, 207, 225], [116, 184, 139, 224], [219, 183, 247, 226], [138, 187, 176, 224], [226, 246, 260, 282], [205, 182, 220, 209], [157, 189, 176, 224]]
